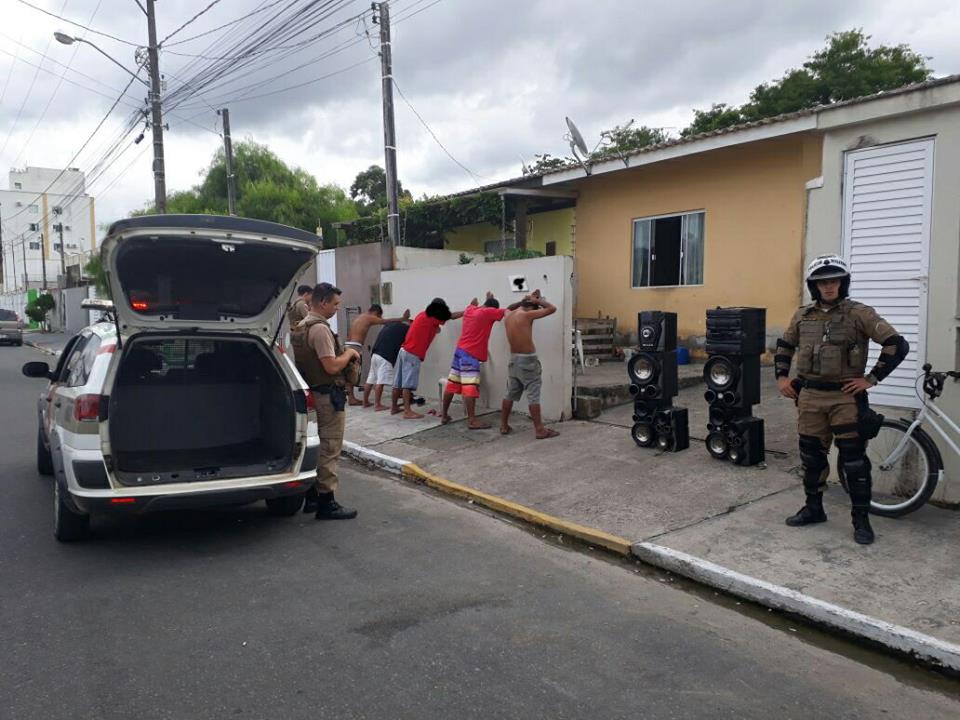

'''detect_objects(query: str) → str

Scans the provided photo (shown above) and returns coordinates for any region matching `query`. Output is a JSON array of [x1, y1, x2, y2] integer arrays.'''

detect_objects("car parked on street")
[[0, 309, 24, 346], [22, 215, 322, 541]]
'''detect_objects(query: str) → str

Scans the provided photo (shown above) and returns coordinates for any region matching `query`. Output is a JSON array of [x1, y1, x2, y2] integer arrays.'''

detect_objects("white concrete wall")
[[381, 256, 575, 421], [806, 97, 960, 504], [395, 247, 483, 269]]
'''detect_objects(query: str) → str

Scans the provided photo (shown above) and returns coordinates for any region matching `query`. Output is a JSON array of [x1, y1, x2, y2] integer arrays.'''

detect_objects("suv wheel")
[[37, 427, 53, 476], [54, 480, 91, 542], [266, 493, 305, 516]]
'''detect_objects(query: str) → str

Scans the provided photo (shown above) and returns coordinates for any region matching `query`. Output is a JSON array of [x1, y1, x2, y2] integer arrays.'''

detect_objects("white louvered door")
[[842, 138, 933, 409]]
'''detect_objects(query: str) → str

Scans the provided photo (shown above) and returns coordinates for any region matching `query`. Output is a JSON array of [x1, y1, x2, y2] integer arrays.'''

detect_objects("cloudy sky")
[[2, 0, 959, 227]]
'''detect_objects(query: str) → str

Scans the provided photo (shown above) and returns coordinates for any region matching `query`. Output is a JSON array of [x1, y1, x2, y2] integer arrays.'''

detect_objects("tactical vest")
[[294, 315, 345, 388], [288, 299, 310, 352], [794, 300, 868, 381]]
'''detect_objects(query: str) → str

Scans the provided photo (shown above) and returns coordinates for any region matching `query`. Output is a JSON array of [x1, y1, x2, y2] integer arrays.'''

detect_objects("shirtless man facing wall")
[[500, 290, 559, 439], [345, 304, 410, 405]]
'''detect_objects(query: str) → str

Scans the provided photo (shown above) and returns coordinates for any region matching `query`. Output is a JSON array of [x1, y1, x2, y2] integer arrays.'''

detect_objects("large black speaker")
[[631, 406, 689, 453], [705, 307, 766, 355], [638, 311, 677, 352], [628, 350, 678, 402], [706, 414, 765, 466], [703, 354, 761, 412]]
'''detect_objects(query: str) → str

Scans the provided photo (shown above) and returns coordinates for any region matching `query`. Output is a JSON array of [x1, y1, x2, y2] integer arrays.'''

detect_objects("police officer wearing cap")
[[775, 255, 910, 545]]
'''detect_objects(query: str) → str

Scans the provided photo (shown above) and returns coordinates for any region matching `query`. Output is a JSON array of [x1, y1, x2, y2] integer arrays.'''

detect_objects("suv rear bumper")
[[69, 474, 314, 515], [0, 329, 23, 344]]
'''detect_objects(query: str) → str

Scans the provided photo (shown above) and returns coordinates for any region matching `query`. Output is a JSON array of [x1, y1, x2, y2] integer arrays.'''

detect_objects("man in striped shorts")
[[442, 291, 521, 429]]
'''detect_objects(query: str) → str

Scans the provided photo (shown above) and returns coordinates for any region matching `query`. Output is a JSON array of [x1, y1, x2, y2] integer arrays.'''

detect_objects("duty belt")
[[795, 378, 845, 391]]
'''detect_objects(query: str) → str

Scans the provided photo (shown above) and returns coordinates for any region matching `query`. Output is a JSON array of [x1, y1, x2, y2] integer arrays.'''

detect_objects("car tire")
[[53, 480, 91, 542], [266, 493, 305, 516], [37, 427, 54, 476]]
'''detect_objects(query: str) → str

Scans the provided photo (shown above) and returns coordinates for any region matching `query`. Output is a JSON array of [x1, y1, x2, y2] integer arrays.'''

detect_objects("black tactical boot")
[[785, 494, 827, 526], [851, 509, 875, 545], [315, 493, 358, 520], [302, 487, 320, 514]]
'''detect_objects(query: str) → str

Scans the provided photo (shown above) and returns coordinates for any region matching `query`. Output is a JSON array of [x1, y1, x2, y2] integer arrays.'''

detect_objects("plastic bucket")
[[676, 347, 690, 365]]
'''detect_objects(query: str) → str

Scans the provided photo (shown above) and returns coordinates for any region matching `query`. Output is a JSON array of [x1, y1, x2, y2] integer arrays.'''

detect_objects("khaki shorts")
[[505, 353, 542, 405], [797, 387, 859, 448]]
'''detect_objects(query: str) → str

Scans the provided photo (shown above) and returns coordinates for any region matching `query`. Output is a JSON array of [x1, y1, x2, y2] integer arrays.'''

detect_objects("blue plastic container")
[[676, 347, 690, 365]]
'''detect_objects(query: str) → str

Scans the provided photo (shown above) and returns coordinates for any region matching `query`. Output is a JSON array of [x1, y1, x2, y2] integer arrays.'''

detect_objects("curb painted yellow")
[[401, 463, 633, 556]]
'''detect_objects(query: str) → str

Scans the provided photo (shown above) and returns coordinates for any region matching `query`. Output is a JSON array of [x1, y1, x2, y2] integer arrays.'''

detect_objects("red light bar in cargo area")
[[110, 498, 136, 504], [131, 301, 148, 311]]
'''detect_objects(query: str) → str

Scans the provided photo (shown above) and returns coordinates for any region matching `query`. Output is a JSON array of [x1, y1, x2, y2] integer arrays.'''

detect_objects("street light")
[[53, 32, 148, 87]]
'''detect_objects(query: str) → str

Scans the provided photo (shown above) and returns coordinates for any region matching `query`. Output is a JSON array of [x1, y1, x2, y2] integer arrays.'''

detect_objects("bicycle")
[[843, 364, 960, 517]]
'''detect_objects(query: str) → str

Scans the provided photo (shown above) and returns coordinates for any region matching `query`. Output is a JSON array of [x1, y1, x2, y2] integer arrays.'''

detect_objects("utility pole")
[[0, 202, 5, 289], [375, 1, 399, 271], [146, 0, 167, 213], [53, 206, 66, 284], [219, 108, 237, 215], [20, 234, 28, 293], [39, 232, 48, 290]]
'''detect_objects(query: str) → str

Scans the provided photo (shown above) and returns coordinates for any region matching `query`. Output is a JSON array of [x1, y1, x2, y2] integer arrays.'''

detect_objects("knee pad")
[[799, 435, 828, 472], [836, 437, 871, 480]]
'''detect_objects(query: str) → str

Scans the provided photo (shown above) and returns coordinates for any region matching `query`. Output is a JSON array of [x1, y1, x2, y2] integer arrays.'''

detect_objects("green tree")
[[82, 255, 111, 299], [133, 141, 357, 238], [681, 103, 746, 137], [593, 122, 668, 159], [524, 153, 572, 175], [26, 293, 56, 329], [682, 29, 932, 136], [349, 165, 411, 215]]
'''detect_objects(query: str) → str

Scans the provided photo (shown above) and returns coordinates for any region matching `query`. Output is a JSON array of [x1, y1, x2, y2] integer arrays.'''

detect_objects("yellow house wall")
[[527, 207, 574, 256], [574, 134, 823, 346], [443, 223, 499, 252]]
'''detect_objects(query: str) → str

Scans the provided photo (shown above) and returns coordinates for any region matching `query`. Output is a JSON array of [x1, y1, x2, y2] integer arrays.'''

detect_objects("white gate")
[[842, 138, 933, 409], [316, 248, 337, 334]]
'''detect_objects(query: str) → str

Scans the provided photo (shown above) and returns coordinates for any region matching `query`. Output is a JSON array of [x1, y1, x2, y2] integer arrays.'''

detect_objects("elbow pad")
[[869, 335, 909, 383]]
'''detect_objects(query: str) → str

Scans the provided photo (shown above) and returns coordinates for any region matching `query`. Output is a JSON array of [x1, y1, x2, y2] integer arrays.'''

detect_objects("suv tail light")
[[304, 389, 316, 412], [74, 394, 100, 422]]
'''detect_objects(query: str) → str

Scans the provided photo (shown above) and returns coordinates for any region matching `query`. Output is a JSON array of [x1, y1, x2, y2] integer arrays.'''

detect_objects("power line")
[[3, 70, 146, 226], [391, 76, 485, 186], [14, 0, 140, 47], [163, 0, 287, 48], [160, 0, 226, 46], [0, 0, 68, 157], [12, 0, 107, 168]]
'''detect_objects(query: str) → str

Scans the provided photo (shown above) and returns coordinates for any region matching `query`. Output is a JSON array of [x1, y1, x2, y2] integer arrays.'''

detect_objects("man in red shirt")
[[441, 291, 515, 429], [391, 298, 465, 419]]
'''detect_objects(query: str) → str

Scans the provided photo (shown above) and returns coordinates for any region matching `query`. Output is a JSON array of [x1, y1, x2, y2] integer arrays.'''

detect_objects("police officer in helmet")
[[775, 254, 910, 545]]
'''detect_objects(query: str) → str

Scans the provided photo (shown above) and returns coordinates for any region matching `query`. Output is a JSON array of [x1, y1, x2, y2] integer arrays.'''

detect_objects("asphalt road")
[[1, 342, 958, 719]]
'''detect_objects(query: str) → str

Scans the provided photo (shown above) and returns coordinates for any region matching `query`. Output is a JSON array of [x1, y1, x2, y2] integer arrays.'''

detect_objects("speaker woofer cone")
[[632, 422, 655, 448], [706, 432, 729, 459], [628, 352, 659, 385], [656, 435, 672, 450], [721, 391, 738, 406], [704, 390, 717, 404], [704, 356, 738, 391]]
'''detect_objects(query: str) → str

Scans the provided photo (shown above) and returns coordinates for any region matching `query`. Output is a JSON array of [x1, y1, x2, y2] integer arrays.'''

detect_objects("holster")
[[313, 384, 348, 412], [856, 392, 884, 440]]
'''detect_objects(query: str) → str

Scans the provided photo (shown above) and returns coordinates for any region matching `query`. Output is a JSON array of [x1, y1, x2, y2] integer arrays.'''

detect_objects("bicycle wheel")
[[840, 418, 943, 517]]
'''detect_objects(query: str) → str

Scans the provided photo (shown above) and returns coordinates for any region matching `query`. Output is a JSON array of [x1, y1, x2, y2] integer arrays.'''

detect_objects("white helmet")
[[805, 254, 849, 282], [805, 254, 850, 301]]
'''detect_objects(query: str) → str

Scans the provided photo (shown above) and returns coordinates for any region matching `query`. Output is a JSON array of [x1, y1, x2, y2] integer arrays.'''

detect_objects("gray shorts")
[[505, 353, 542, 404], [394, 348, 422, 390]]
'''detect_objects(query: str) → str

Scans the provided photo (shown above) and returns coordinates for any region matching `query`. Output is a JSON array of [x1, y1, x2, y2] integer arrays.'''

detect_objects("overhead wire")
[[0, 0, 70, 157], [12, 0, 108, 168], [160, 0, 226, 46], [162, 0, 286, 48], [14, 0, 141, 47]]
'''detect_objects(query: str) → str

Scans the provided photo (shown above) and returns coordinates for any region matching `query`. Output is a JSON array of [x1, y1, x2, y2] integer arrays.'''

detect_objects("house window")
[[28, 204, 38, 214], [28, 242, 41, 250], [54, 243, 62, 251], [64, 225, 72, 231], [14, 182, 21, 189], [28, 223, 39, 231], [631, 211, 705, 288]]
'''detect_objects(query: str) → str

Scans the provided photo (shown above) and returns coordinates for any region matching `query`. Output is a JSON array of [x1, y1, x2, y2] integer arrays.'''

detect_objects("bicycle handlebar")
[[920, 364, 959, 399]]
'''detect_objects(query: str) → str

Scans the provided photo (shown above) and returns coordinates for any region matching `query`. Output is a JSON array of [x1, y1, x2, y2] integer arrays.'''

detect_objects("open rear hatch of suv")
[[99, 215, 319, 485]]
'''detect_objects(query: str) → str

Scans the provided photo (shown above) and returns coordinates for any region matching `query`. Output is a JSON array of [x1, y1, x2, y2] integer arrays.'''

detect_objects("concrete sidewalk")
[[343, 366, 960, 671]]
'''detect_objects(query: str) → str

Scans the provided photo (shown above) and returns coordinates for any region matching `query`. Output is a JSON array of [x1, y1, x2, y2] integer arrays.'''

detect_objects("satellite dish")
[[565, 117, 589, 157]]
